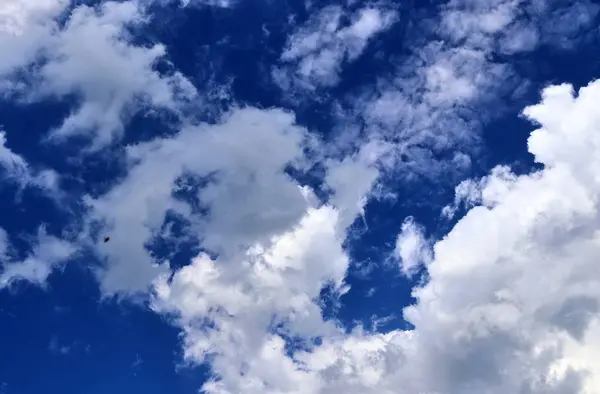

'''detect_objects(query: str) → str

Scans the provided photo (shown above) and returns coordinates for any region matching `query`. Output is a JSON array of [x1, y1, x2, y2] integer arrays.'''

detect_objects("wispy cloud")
[[0, 129, 62, 194], [274, 4, 398, 91], [333, 0, 600, 183], [0, 226, 77, 289]]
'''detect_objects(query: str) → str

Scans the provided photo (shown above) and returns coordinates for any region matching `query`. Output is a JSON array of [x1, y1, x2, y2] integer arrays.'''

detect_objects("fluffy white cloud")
[[86, 101, 383, 297], [78, 95, 381, 390], [153, 79, 600, 393], [3, 0, 597, 392], [274, 5, 397, 90], [152, 205, 351, 393], [85, 107, 315, 295], [0, 0, 66, 36], [1, 1, 197, 150], [323, 142, 384, 228], [36, 1, 197, 149], [0, 132, 68, 289], [0, 0, 65, 88], [395, 217, 431, 277], [0, 227, 77, 289]]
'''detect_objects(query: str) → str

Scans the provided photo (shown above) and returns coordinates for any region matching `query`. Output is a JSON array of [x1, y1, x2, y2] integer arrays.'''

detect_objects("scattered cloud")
[[36, 1, 197, 150], [1, 0, 600, 393], [394, 217, 431, 277], [0, 228, 7, 261], [0, 129, 62, 194], [342, 0, 600, 182], [0, 226, 77, 289], [0, 0, 65, 95], [48, 336, 71, 355], [274, 5, 398, 91], [1, 1, 197, 150], [142, 0, 233, 9]]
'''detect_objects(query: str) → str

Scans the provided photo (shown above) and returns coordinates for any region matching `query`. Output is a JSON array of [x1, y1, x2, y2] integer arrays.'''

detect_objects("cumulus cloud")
[[274, 5, 397, 91], [1, 1, 197, 150], [155, 78, 600, 394], [0, 227, 77, 289], [36, 1, 197, 149], [0, 0, 66, 36], [395, 217, 431, 277], [152, 205, 351, 393], [2, 0, 598, 393], [77, 96, 382, 391], [85, 107, 315, 295], [441, 165, 518, 219], [85, 101, 382, 297]]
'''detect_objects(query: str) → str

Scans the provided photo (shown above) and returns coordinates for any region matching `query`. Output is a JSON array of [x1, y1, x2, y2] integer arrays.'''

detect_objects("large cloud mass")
[[1, 0, 600, 393], [152, 80, 600, 393]]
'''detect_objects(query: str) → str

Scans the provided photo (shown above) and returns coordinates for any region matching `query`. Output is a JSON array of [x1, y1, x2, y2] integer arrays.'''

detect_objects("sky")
[[1, 0, 600, 393]]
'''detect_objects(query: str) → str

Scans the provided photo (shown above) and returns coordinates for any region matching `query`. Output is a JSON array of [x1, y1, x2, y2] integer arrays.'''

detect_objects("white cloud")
[[140, 0, 233, 8], [0, 130, 29, 179], [35, 1, 197, 150], [153, 79, 600, 393], [85, 107, 316, 296], [79, 98, 381, 390], [0, 227, 77, 289], [86, 102, 387, 297], [0, 0, 66, 36], [2, 0, 595, 392], [152, 205, 351, 393], [0, 0, 66, 93], [442, 165, 518, 218], [0, 129, 62, 193], [352, 0, 599, 180], [395, 217, 431, 277], [324, 142, 384, 228], [0, 1, 197, 150], [0, 228, 8, 261], [275, 5, 397, 90]]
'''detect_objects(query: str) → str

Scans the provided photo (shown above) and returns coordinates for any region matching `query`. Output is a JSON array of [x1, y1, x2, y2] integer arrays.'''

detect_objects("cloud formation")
[[1, 1, 197, 150], [1, 1, 600, 393], [37, 1, 196, 149], [395, 217, 431, 277], [352, 0, 600, 180], [0, 226, 76, 289], [0, 0, 66, 36], [274, 5, 397, 91], [152, 205, 351, 393], [0, 130, 61, 193], [0, 0, 65, 89], [154, 78, 600, 394], [85, 108, 314, 295]]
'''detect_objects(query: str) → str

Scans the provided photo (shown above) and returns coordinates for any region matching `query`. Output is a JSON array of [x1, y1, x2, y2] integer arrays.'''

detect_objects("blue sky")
[[1, 0, 600, 393]]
